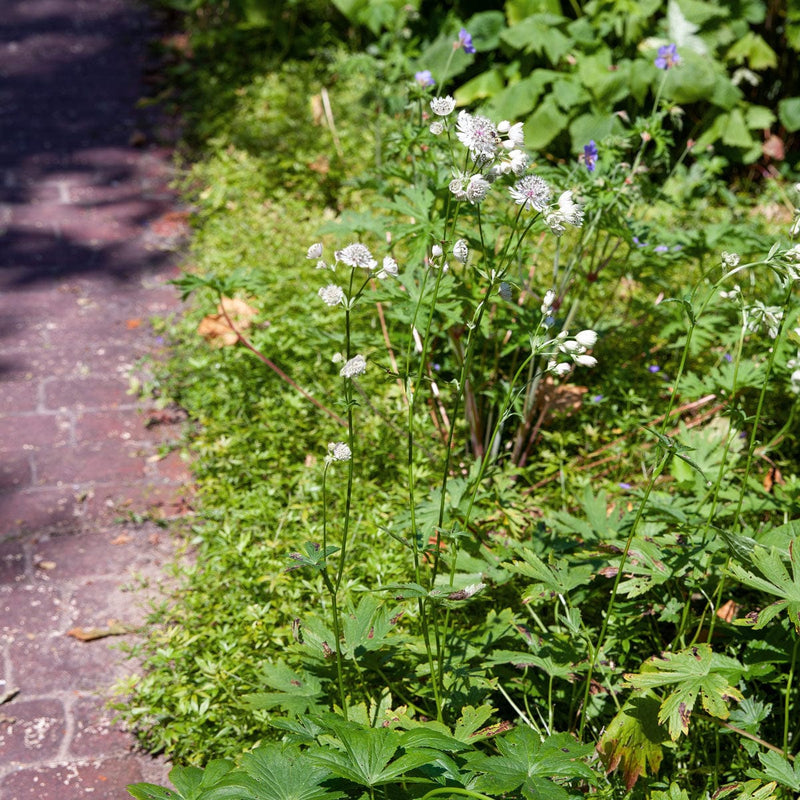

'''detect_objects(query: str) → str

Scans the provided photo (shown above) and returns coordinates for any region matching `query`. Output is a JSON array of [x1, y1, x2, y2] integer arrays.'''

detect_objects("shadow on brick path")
[[0, 0, 191, 796]]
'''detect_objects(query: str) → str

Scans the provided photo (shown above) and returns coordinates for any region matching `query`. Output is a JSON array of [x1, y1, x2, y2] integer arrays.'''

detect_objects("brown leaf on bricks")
[[67, 621, 133, 641]]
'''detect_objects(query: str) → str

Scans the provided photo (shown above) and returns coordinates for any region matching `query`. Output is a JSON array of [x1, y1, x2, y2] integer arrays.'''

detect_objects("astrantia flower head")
[[721, 251, 740, 268], [456, 110, 499, 161], [377, 256, 399, 279], [430, 96, 456, 116], [457, 28, 475, 54], [509, 175, 552, 212], [414, 70, 435, 87], [306, 243, 323, 260], [431, 244, 443, 258], [429, 120, 444, 135], [340, 354, 367, 379], [557, 190, 584, 226], [746, 301, 783, 339], [452, 239, 469, 264], [655, 43, 680, 70], [466, 173, 491, 204], [335, 243, 377, 270], [583, 140, 598, 172], [325, 441, 352, 464], [318, 283, 344, 306], [541, 289, 556, 315]]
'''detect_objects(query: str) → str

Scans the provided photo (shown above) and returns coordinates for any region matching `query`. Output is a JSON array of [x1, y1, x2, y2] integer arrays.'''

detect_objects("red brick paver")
[[0, 0, 190, 796]]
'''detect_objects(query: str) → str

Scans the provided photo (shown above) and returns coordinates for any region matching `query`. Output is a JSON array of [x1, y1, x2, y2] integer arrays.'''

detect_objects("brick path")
[[0, 0, 191, 796]]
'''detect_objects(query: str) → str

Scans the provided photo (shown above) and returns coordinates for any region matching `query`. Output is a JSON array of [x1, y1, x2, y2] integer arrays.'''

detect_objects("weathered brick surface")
[[0, 0, 186, 792]]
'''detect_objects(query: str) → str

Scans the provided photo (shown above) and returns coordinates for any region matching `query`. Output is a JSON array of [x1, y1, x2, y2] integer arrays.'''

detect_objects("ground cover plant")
[[125, 4, 800, 799]]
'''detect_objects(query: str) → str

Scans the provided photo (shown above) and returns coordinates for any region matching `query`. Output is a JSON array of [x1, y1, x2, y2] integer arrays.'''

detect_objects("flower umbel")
[[456, 110, 499, 161], [340, 354, 367, 379], [335, 243, 377, 270], [430, 96, 456, 117], [325, 442, 352, 464], [509, 175, 552, 212], [318, 284, 344, 307], [655, 43, 680, 70]]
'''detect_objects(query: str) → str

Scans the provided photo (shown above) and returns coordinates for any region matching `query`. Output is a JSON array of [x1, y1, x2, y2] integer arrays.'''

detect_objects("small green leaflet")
[[727, 539, 800, 631], [245, 661, 324, 717], [624, 643, 744, 740], [749, 750, 800, 793]]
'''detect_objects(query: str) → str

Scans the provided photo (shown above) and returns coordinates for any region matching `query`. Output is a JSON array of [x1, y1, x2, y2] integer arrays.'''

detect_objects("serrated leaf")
[[246, 661, 323, 717], [597, 694, 669, 789], [625, 644, 744, 740], [752, 751, 800, 792], [453, 704, 496, 741], [238, 743, 341, 800], [470, 728, 596, 799], [727, 539, 800, 631]]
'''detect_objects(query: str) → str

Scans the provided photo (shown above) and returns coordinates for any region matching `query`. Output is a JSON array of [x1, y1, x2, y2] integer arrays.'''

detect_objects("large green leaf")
[[469, 728, 596, 800], [778, 97, 800, 132], [624, 644, 744, 740], [238, 744, 341, 800]]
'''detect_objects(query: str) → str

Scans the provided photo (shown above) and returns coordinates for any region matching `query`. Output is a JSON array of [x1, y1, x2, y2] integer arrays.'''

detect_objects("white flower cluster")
[[746, 301, 783, 340], [546, 329, 599, 376], [309, 243, 400, 309], [325, 441, 352, 464], [425, 98, 582, 232], [340, 354, 367, 379]]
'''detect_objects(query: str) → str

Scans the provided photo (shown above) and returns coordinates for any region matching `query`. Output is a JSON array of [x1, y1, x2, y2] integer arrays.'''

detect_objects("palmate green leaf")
[[727, 539, 800, 631], [624, 644, 744, 740], [127, 760, 240, 800], [308, 717, 433, 787], [469, 728, 596, 800], [341, 594, 404, 657], [237, 743, 342, 800]]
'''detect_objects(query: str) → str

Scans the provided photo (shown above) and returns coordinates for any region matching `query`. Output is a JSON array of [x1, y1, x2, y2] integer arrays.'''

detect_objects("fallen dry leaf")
[[126, 318, 142, 329], [763, 465, 783, 493], [35, 560, 56, 571], [198, 297, 258, 348], [67, 621, 133, 642], [110, 533, 131, 546]]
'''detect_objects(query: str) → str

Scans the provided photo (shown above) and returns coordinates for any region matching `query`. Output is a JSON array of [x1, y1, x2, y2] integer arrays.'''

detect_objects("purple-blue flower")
[[583, 140, 598, 172], [457, 28, 475, 54], [648, 365, 660, 373], [655, 43, 680, 70], [414, 70, 435, 87], [654, 244, 669, 253]]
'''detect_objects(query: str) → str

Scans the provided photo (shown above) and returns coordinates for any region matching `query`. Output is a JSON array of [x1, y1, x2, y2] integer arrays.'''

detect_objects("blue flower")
[[583, 140, 598, 172], [655, 43, 680, 70], [414, 70, 435, 87], [458, 28, 476, 54]]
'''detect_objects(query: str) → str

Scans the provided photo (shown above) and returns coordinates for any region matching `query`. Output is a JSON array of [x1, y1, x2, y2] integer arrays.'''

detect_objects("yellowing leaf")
[[624, 644, 744, 740]]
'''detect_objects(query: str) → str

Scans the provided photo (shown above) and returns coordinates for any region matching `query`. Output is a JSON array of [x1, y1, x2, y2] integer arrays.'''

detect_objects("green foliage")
[[122, 5, 800, 800]]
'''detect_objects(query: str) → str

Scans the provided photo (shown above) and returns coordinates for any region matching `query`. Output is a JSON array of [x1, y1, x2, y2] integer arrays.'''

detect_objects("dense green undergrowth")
[[123, 4, 800, 799]]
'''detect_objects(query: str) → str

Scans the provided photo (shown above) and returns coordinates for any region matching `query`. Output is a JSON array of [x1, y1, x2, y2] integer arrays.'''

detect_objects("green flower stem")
[[320, 463, 348, 719]]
